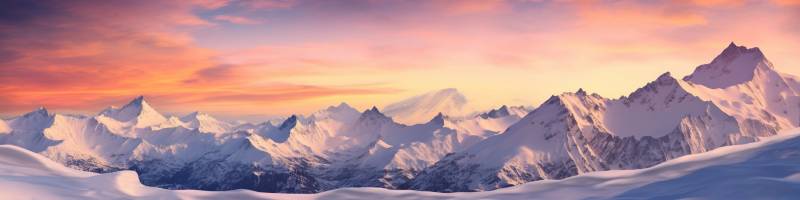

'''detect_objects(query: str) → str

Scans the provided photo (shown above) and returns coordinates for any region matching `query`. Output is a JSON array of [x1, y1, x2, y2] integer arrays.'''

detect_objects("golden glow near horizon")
[[1, 0, 799, 121]]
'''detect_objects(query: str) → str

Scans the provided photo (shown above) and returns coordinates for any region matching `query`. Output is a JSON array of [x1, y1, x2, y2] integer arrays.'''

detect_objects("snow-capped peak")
[[656, 72, 675, 83], [365, 106, 381, 114], [278, 115, 298, 130], [330, 102, 353, 111], [476, 105, 532, 120], [8, 107, 54, 132], [316, 102, 356, 115], [180, 111, 207, 121], [179, 111, 231, 134], [626, 72, 680, 101], [575, 88, 587, 96], [179, 111, 217, 125], [308, 102, 360, 122], [254, 115, 299, 143], [427, 112, 446, 126], [98, 96, 166, 128], [383, 88, 470, 125], [479, 105, 510, 119], [716, 42, 766, 62], [359, 106, 390, 122], [683, 42, 773, 88], [23, 107, 50, 119]]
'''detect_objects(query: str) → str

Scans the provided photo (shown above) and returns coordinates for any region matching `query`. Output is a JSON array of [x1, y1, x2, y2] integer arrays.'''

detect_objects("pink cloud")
[[772, 0, 800, 6], [214, 15, 261, 24], [238, 0, 296, 10], [439, 0, 509, 15]]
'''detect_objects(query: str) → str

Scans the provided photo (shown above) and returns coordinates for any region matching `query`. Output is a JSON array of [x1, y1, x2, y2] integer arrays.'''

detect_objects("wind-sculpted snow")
[[0, 43, 798, 193], [2, 128, 800, 199]]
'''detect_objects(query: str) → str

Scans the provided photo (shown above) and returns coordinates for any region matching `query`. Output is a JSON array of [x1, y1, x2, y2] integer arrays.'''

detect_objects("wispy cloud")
[[214, 14, 261, 24], [0, 0, 398, 116], [238, 0, 296, 10]]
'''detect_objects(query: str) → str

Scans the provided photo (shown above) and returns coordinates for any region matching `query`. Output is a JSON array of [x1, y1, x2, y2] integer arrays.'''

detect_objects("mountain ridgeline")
[[1, 43, 798, 193]]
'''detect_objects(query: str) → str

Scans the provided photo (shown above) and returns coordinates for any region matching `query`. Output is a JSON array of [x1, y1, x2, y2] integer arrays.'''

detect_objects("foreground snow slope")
[[2, 128, 799, 200]]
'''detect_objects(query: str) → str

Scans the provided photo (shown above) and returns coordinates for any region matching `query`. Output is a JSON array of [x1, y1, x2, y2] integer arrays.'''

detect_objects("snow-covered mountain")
[[408, 42, 800, 191], [2, 128, 799, 199], [0, 94, 526, 193], [0, 42, 797, 194], [177, 112, 233, 134], [445, 105, 532, 138], [383, 88, 471, 125], [98, 96, 168, 131]]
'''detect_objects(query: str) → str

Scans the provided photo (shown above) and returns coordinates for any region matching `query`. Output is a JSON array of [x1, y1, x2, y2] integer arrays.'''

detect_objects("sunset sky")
[[1, 0, 799, 121]]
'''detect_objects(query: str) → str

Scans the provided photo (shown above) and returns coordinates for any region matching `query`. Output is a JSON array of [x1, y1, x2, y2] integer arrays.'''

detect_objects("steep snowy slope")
[[3, 128, 800, 200], [383, 88, 471, 125], [409, 43, 798, 191]]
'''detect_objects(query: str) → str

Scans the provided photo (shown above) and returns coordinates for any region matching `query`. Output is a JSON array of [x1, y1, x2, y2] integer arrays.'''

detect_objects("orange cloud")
[[0, 1, 396, 117], [189, 84, 398, 103]]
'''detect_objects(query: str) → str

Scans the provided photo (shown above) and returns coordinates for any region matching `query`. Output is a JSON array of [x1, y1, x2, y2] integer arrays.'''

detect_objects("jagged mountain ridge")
[[0, 43, 797, 193], [407, 42, 799, 191], [0, 91, 527, 192]]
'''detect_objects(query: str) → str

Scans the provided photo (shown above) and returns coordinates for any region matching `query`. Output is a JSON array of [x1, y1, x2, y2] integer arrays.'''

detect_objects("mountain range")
[[0, 42, 797, 193], [2, 125, 799, 199]]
